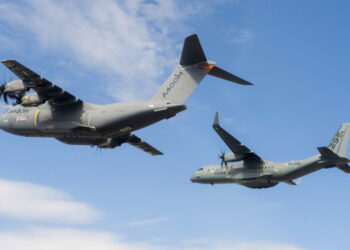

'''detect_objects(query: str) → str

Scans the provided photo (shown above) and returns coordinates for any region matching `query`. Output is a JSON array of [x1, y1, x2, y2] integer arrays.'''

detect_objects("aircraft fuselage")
[[190, 155, 334, 189], [0, 100, 186, 146]]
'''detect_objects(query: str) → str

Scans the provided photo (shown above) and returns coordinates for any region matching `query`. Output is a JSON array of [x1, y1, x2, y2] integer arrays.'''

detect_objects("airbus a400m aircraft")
[[191, 113, 350, 188], [0, 35, 252, 155]]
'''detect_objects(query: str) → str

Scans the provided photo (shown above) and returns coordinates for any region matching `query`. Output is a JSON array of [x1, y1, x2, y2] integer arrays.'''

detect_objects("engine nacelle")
[[223, 152, 246, 162], [4, 80, 27, 94], [21, 93, 44, 106]]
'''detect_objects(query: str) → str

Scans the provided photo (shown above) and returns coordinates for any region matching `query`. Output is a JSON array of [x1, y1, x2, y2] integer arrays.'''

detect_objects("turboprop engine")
[[21, 93, 44, 106], [2, 80, 26, 94], [0, 80, 28, 104], [220, 152, 246, 163]]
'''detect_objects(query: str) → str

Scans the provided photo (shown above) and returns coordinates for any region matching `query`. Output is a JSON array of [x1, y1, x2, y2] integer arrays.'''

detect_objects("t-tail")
[[317, 123, 350, 173], [152, 34, 253, 104]]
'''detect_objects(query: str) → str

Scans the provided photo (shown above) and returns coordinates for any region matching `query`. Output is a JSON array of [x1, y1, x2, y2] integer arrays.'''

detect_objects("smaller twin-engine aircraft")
[[0, 35, 252, 155], [191, 112, 350, 188]]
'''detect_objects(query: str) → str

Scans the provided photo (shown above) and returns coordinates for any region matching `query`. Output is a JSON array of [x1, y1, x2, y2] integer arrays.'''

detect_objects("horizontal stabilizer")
[[336, 164, 350, 173], [127, 134, 163, 156], [318, 147, 350, 172], [317, 147, 340, 159], [208, 66, 253, 85]]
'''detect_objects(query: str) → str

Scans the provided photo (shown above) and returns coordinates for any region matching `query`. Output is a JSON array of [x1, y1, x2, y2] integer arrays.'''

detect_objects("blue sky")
[[0, 0, 349, 249]]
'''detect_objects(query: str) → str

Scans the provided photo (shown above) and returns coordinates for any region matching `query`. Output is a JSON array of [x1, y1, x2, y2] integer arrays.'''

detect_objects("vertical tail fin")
[[328, 123, 350, 157], [151, 34, 253, 104]]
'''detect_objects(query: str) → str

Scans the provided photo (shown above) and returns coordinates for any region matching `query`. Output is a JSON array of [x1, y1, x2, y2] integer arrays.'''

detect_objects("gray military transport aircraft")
[[190, 112, 350, 188], [0, 35, 252, 155]]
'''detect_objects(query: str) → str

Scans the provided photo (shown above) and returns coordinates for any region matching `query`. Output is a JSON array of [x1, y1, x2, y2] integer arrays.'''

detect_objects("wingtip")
[[213, 112, 219, 127], [1, 59, 15, 65], [185, 33, 198, 40]]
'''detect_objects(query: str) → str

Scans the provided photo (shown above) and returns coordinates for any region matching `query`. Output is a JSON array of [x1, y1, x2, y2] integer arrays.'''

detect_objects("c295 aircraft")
[[0, 35, 252, 155], [190, 113, 350, 188]]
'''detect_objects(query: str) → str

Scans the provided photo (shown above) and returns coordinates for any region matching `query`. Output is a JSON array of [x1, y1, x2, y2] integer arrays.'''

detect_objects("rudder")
[[152, 35, 212, 104], [151, 34, 253, 104], [328, 123, 350, 157]]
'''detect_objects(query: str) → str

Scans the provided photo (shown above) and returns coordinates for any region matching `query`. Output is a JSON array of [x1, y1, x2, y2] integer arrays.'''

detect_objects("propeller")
[[0, 80, 9, 104], [6, 93, 23, 105], [0, 76, 21, 105], [13, 94, 22, 105], [219, 150, 227, 167]]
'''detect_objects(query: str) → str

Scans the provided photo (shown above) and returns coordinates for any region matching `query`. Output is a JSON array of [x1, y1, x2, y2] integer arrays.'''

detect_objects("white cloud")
[[0, 178, 304, 250], [222, 117, 235, 123], [0, 0, 202, 101], [0, 228, 306, 250], [223, 26, 254, 44], [0, 228, 156, 250], [181, 239, 306, 250], [0, 179, 100, 224], [123, 217, 171, 227]]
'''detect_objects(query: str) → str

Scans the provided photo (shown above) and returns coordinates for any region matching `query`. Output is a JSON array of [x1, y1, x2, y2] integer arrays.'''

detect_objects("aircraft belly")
[[93, 109, 174, 137], [230, 173, 277, 189], [240, 181, 278, 189], [55, 137, 107, 146]]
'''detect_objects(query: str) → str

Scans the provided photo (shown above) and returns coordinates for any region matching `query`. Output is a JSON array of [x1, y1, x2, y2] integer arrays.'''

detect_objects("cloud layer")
[[123, 217, 171, 227], [0, 0, 200, 101], [0, 227, 306, 250], [0, 179, 100, 224], [0, 178, 304, 249]]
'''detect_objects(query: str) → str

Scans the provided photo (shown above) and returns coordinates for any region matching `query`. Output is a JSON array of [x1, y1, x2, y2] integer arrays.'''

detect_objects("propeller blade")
[[15, 94, 22, 104], [219, 150, 227, 167], [3, 92, 8, 104]]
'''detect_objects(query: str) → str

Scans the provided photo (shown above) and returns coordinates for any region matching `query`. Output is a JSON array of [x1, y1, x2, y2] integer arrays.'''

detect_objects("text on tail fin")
[[328, 123, 350, 157]]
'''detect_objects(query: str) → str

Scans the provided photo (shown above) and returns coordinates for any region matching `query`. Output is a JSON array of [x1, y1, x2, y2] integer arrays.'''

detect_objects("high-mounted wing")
[[127, 134, 163, 156], [1, 60, 81, 106], [213, 112, 261, 161]]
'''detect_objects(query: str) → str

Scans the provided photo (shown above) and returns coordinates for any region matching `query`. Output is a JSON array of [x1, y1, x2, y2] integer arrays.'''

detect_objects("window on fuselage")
[[197, 168, 203, 171]]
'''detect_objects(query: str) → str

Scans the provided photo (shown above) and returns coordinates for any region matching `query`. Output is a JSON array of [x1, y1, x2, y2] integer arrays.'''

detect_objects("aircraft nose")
[[0, 114, 6, 129], [190, 173, 199, 183]]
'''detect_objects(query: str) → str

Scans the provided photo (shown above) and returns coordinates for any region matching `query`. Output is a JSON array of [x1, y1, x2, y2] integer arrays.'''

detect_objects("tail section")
[[179, 34, 207, 66], [152, 34, 253, 104], [317, 123, 350, 173], [328, 123, 350, 157]]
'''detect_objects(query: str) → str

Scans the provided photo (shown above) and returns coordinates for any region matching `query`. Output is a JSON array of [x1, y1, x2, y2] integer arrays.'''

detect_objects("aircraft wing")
[[213, 112, 261, 161], [2, 60, 81, 106], [127, 134, 163, 156]]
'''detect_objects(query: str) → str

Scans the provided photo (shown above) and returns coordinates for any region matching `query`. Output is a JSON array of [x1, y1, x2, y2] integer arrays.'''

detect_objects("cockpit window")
[[197, 168, 203, 171]]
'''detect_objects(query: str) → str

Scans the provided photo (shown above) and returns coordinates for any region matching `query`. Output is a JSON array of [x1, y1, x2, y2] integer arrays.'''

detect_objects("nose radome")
[[0, 115, 6, 130], [190, 173, 200, 183], [190, 174, 196, 182]]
